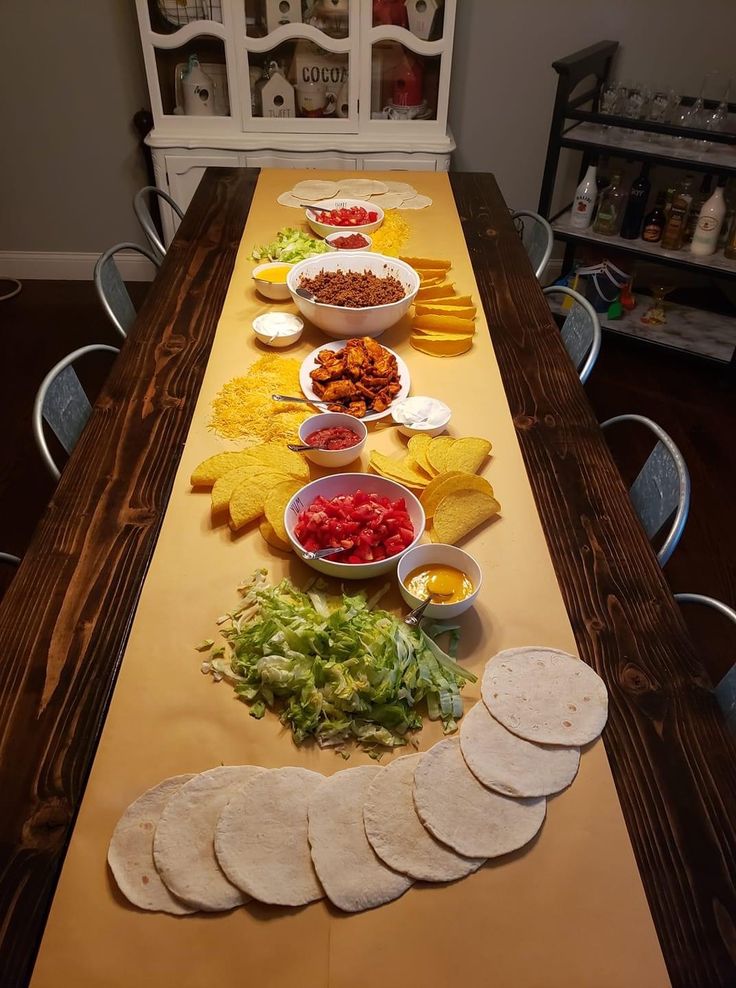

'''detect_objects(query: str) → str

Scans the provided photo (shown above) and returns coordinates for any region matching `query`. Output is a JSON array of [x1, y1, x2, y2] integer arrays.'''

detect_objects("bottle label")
[[696, 216, 719, 233], [642, 223, 662, 242]]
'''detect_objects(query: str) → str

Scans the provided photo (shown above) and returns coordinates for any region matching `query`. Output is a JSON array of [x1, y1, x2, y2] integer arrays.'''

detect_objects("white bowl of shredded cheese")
[[391, 396, 451, 436]]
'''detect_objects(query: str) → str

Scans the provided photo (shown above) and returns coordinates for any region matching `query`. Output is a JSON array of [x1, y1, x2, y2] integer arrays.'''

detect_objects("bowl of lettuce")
[[252, 227, 333, 265], [199, 570, 476, 757]]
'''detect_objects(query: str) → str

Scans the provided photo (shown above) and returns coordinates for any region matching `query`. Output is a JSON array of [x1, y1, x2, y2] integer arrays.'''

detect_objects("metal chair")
[[542, 285, 602, 384], [601, 415, 690, 567], [675, 593, 736, 730], [133, 186, 184, 261], [93, 242, 159, 338], [0, 552, 20, 566], [33, 344, 120, 481], [511, 209, 554, 281]]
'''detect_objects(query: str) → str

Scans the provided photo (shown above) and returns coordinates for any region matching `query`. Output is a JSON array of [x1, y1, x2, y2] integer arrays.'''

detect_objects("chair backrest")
[[32, 344, 120, 481], [675, 593, 736, 730], [601, 414, 690, 567], [133, 186, 184, 261], [93, 242, 159, 338], [511, 210, 554, 281], [0, 552, 20, 566], [542, 285, 602, 384]]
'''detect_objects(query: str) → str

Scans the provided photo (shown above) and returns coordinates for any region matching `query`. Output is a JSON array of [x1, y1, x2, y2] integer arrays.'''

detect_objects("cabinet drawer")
[[244, 152, 357, 170]]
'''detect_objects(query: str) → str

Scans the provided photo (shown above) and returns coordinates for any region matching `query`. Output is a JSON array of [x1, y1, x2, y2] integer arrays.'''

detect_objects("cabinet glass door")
[[147, 0, 224, 32], [372, 0, 444, 41], [240, 1, 357, 132]]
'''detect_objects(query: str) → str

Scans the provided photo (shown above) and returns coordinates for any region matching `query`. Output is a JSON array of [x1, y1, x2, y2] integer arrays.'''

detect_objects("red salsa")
[[305, 426, 361, 450], [331, 233, 369, 249], [294, 490, 414, 564]]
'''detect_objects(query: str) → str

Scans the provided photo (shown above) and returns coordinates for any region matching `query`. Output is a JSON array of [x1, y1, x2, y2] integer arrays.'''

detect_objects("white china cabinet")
[[134, 0, 457, 243]]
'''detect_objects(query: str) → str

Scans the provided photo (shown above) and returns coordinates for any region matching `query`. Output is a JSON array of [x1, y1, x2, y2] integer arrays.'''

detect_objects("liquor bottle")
[[663, 183, 678, 216], [661, 174, 695, 250], [690, 179, 727, 256], [620, 163, 652, 239], [570, 164, 598, 229], [596, 156, 611, 192], [684, 174, 712, 244], [592, 171, 628, 235], [641, 192, 667, 243], [724, 212, 736, 259]]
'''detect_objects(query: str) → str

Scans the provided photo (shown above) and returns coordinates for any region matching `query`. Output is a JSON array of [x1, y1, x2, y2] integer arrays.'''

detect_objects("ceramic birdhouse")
[[263, 0, 302, 34], [257, 63, 296, 118], [405, 0, 441, 40]]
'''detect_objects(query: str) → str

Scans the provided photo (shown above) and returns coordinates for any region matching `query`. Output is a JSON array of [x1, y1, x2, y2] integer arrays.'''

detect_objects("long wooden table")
[[0, 168, 734, 988]]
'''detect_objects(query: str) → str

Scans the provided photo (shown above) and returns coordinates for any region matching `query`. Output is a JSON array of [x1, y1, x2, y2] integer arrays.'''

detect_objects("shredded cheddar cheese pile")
[[209, 355, 310, 443], [370, 210, 411, 256]]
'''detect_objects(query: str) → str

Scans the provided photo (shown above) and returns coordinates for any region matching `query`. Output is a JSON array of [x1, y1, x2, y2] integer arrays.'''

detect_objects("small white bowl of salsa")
[[297, 412, 367, 468]]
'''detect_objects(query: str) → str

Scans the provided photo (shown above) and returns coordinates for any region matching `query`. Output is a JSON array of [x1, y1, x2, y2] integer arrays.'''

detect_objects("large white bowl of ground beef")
[[287, 252, 420, 338]]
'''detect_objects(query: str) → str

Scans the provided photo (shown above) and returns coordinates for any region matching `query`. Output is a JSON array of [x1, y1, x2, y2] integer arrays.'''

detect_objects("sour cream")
[[391, 396, 452, 435], [252, 312, 304, 348]]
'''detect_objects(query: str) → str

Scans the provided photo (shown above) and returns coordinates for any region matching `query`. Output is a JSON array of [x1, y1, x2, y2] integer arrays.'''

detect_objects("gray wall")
[[0, 0, 148, 252], [2, 1, 735, 254], [450, 0, 736, 210]]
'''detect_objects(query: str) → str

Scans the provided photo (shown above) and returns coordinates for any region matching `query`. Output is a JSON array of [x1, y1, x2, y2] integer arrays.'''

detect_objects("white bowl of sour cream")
[[390, 396, 451, 437]]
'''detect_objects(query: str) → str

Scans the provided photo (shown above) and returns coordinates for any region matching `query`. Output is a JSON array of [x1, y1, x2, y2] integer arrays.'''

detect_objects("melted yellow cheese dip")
[[255, 265, 291, 284], [405, 564, 474, 604]]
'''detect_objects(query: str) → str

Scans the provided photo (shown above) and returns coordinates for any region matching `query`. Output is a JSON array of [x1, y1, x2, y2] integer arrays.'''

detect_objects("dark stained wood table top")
[[0, 168, 734, 988]]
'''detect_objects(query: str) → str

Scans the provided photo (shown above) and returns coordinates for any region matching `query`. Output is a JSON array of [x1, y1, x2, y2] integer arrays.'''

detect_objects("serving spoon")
[[404, 589, 453, 627], [299, 546, 345, 561]]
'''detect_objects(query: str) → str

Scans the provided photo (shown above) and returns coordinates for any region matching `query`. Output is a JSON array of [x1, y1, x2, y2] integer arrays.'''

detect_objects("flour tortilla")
[[336, 178, 389, 196], [482, 646, 608, 746], [291, 179, 340, 200], [307, 766, 412, 912], [215, 767, 324, 907], [399, 194, 433, 209], [382, 180, 418, 196], [276, 191, 304, 208], [366, 192, 404, 210], [413, 738, 546, 858], [153, 765, 264, 911], [363, 753, 485, 883], [108, 774, 196, 914], [460, 701, 580, 797]]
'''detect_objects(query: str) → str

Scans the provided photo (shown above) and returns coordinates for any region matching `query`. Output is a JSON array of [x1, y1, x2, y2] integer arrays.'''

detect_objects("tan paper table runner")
[[31, 170, 669, 988]]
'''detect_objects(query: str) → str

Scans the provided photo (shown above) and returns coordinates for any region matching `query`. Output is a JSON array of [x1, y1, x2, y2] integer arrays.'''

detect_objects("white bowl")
[[252, 261, 293, 300], [324, 231, 373, 252], [305, 199, 384, 238], [391, 396, 452, 437], [252, 312, 304, 348], [397, 543, 483, 619], [298, 412, 367, 468], [284, 473, 425, 579], [287, 253, 420, 339]]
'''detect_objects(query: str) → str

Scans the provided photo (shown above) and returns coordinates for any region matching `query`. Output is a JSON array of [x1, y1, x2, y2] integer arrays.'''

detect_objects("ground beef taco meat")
[[299, 269, 405, 307]]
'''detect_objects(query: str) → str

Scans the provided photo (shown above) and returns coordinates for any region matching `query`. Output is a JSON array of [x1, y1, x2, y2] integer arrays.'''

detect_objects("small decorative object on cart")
[[575, 260, 630, 315], [392, 48, 424, 107], [262, 0, 302, 33], [405, 0, 442, 40], [305, 0, 349, 39], [181, 55, 215, 116], [256, 61, 295, 119], [293, 40, 347, 117], [372, 0, 409, 27]]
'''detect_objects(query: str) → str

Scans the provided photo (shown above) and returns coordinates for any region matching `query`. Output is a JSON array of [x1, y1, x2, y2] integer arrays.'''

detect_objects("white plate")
[[299, 340, 410, 423]]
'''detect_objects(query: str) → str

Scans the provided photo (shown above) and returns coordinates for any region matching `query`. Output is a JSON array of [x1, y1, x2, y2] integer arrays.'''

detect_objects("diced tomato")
[[294, 490, 414, 564]]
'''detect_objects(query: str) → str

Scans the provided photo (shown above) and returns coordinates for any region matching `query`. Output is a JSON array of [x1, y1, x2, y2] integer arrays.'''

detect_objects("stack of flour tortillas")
[[276, 177, 432, 211], [108, 647, 607, 915]]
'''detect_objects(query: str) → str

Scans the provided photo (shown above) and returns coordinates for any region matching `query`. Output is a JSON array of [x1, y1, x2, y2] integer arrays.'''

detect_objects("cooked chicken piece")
[[372, 355, 396, 377], [345, 347, 367, 377], [372, 394, 391, 412], [386, 380, 402, 396], [312, 381, 326, 397], [361, 338, 385, 360], [361, 375, 390, 390], [316, 348, 338, 365], [322, 379, 358, 401], [310, 366, 335, 383], [346, 399, 367, 418]]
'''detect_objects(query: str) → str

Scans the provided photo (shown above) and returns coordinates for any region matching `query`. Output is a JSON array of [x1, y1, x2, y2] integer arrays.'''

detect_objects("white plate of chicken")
[[299, 337, 410, 422]]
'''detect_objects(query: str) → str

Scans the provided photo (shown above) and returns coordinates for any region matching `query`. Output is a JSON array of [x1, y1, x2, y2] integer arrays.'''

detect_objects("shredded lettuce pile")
[[251, 227, 331, 263], [199, 570, 476, 756]]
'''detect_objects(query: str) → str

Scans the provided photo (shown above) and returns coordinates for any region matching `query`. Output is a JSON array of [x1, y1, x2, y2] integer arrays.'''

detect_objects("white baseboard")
[[0, 250, 156, 281]]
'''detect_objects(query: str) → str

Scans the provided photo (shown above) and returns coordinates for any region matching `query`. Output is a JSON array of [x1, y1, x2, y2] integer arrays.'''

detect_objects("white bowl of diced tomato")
[[305, 199, 384, 238], [284, 473, 425, 579]]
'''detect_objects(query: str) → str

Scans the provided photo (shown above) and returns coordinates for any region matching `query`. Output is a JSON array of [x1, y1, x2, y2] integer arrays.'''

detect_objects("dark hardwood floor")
[[1, 280, 734, 682]]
